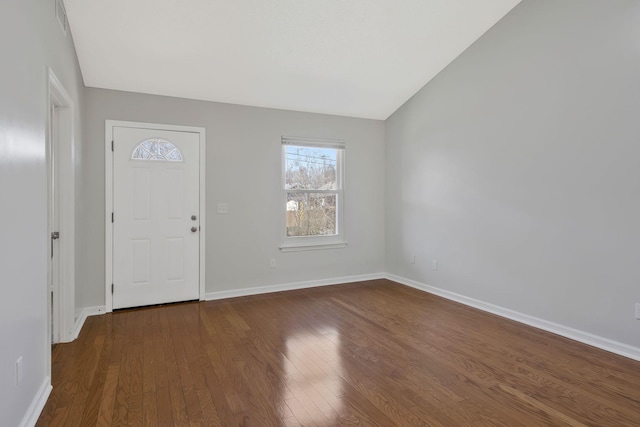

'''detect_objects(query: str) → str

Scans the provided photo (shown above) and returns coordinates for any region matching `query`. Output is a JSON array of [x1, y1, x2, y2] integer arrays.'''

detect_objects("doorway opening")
[[47, 69, 75, 359]]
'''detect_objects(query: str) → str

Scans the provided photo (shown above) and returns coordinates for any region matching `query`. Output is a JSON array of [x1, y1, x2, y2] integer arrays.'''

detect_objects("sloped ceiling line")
[[65, 0, 521, 119]]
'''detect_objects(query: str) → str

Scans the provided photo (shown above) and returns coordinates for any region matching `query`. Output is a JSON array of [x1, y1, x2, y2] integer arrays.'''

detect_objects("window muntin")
[[282, 137, 345, 249], [131, 138, 183, 161]]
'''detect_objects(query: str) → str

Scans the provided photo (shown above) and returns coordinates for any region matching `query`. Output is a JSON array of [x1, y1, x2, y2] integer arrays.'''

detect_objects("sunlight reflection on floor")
[[282, 329, 344, 424]]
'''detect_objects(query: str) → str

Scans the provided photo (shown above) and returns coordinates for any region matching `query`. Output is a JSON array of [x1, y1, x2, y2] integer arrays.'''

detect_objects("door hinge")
[[111, 140, 114, 152], [112, 212, 114, 223], [111, 283, 114, 294]]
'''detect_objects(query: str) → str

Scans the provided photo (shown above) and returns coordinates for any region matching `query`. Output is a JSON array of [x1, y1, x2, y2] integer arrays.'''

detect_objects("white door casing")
[[106, 121, 206, 311], [47, 68, 75, 347], [49, 103, 60, 342]]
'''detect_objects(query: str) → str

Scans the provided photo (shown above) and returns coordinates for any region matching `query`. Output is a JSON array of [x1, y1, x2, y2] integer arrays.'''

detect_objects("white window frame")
[[280, 136, 347, 252]]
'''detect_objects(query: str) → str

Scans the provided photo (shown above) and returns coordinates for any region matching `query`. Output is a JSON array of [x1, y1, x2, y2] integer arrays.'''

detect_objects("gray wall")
[[386, 0, 640, 348], [0, 1, 85, 425], [7, 1, 640, 423], [79, 89, 386, 307]]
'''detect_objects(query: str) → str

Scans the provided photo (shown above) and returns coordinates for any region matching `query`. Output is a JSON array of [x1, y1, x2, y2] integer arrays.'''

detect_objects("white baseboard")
[[386, 273, 640, 362], [73, 305, 107, 340], [19, 376, 52, 427], [205, 273, 386, 301], [72, 274, 640, 362]]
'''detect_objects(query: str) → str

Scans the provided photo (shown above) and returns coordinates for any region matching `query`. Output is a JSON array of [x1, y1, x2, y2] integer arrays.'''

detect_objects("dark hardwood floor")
[[37, 279, 640, 426]]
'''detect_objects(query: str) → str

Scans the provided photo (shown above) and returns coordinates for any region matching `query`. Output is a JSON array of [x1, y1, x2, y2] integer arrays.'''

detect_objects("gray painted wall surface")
[[7, 0, 640, 423], [79, 89, 386, 307], [386, 0, 640, 348], [0, 1, 84, 425]]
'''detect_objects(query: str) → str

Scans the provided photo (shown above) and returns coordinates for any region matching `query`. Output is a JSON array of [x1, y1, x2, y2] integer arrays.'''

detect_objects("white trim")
[[105, 120, 206, 312], [281, 139, 346, 249], [18, 377, 52, 427], [199, 127, 206, 303], [280, 241, 347, 252], [282, 136, 346, 149], [105, 121, 113, 312], [205, 273, 385, 301], [72, 269, 640, 362], [386, 274, 640, 362], [47, 69, 76, 347], [73, 305, 107, 339]]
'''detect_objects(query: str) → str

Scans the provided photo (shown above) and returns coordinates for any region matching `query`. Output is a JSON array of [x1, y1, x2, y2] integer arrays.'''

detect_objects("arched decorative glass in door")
[[131, 138, 184, 161]]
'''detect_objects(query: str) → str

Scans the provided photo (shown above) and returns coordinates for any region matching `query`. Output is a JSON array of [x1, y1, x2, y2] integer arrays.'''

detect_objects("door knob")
[[191, 226, 198, 232], [191, 215, 197, 221]]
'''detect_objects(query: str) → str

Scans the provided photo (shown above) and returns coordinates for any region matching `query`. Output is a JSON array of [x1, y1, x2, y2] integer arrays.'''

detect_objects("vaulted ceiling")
[[65, 0, 521, 119]]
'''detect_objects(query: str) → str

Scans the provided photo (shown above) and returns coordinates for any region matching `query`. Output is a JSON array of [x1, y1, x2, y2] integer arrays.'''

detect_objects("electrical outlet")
[[216, 203, 228, 214], [410, 255, 415, 265], [270, 258, 276, 269], [432, 260, 438, 270], [635, 303, 640, 320], [15, 357, 22, 385]]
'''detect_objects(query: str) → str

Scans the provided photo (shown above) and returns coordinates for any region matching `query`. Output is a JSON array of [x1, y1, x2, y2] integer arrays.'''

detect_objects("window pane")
[[286, 192, 337, 237], [132, 138, 183, 161], [285, 145, 337, 190]]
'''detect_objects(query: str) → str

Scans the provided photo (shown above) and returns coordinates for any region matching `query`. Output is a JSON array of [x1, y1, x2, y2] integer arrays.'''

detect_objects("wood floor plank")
[[54, 315, 106, 427], [158, 305, 190, 426], [198, 304, 248, 425], [46, 407, 69, 427], [150, 307, 174, 425], [96, 364, 120, 426], [36, 317, 100, 426], [141, 306, 158, 426], [38, 280, 640, 426], [111, 310, 133, 426], [79, 323, 114, 426], [125, 309, 144, 426], [175, 304, 223, 427], [169, 304, 205, 426]]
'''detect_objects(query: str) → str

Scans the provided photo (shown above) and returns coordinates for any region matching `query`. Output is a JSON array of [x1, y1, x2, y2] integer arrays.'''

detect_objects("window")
[[281, 137, 346, 251], [131, 138, 183, 161]]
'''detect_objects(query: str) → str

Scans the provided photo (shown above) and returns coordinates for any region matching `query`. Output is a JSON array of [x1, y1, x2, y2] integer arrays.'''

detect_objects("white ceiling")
[[65, 0, 521, 120]]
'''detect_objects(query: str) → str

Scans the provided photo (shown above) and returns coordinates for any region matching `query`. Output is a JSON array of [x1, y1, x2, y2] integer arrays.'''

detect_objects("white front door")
[[112, 126, 200, 309]]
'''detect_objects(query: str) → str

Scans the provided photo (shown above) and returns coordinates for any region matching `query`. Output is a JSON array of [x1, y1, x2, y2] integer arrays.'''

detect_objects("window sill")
[[279, 241, 348, 252]]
